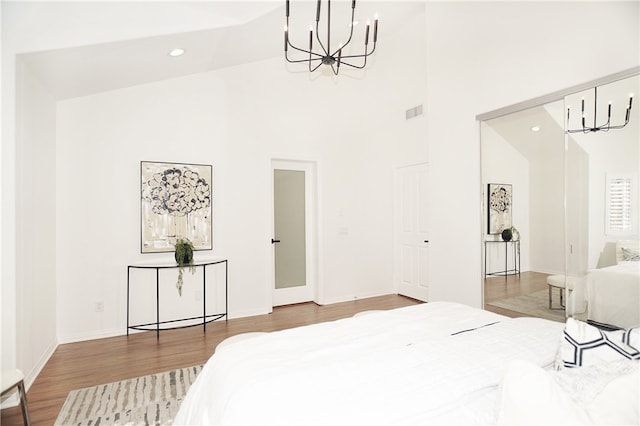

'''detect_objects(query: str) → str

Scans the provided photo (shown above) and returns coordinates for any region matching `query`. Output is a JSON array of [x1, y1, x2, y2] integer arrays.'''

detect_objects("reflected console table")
[[127, 258, 227, 339], [484, 240, 520, 279]]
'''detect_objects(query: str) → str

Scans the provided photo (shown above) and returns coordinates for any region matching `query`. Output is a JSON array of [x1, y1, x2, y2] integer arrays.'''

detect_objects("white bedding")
[[174, 302, 564, 425], [583, 262, 640, 328]]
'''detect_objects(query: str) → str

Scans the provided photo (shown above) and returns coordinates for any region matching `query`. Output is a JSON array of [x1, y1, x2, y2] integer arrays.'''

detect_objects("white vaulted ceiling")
[[16, 1, 423, 100]]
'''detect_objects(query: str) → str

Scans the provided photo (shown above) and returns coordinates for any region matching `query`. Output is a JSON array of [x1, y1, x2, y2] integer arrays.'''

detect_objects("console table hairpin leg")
[[127, 259, 228, 339]]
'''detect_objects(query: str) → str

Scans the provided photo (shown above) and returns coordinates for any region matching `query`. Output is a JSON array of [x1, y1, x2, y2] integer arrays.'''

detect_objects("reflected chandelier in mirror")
[[566, 86, 633, 133]]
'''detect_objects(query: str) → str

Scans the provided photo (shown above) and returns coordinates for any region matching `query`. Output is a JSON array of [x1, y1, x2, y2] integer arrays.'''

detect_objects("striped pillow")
[[561, 318, 639, 368], [621, 247, 640, 261]]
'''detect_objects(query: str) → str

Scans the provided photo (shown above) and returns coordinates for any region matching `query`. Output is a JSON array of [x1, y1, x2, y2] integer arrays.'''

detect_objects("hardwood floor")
[[484, 271, 549, 317], [2, 276, 548, 426], [1, 295, 420, 426]]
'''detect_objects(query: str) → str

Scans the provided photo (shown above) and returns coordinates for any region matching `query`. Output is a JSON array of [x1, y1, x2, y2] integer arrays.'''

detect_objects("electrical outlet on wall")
[[95, 301, 104, 312]]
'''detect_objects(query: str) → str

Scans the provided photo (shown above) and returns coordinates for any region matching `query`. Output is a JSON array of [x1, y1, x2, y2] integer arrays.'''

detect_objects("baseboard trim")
[[57, 328, 123, 345], [24, 338, 58, 390]]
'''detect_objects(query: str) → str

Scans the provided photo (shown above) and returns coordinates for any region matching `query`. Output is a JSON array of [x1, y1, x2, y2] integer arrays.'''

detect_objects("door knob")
[[271, 238, 281, 244]]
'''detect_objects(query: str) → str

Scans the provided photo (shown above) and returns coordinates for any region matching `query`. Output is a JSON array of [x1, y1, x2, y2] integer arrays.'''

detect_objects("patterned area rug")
[[487, 290, 567, 323], [55, 365, 202, 426]]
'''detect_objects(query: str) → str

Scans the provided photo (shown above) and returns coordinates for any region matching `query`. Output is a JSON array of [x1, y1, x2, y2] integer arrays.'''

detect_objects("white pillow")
[[497, 360, 591, 425], [497, 359, 639, 425], [588, 368, 639, 424], [561, 318, 639, 368]]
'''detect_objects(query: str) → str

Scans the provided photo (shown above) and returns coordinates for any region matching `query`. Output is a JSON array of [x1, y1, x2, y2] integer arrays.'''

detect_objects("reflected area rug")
[[487, 290, 567, 323], [55, 365, 202, 426]]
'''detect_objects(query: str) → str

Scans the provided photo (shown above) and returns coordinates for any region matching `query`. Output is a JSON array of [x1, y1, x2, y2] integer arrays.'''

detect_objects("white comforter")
[[569, 262, 640, 328], [174, 302, 564, 425]]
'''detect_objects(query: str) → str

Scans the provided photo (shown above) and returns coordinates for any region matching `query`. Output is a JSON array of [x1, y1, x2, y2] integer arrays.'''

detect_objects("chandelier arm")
[[607, 122, 631, 130], [596, 117, 611, 131], [285, 55, 324, 64], [329, 6, 357, 57], [310, 60, 323, 73], [565, 120, 630, 133], [339, 44, 376, 60], [287, 40, 325, 59], [314, 20, 329, 56], [339, 60, 365, 70]]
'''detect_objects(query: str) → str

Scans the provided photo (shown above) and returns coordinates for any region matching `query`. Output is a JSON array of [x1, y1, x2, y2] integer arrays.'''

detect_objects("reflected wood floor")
[[1, 295, 421, 426], [484, 271, 549, 317]]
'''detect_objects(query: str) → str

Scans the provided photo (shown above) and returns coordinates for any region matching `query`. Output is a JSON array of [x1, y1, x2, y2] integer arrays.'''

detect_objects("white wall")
[[528, 121, 565, 275], [15, 60, 59, 382], [54, 9, 428, 342]]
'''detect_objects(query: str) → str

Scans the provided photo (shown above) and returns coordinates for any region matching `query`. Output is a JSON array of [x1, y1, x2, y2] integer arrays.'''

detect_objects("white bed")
[[568, 241, 640, 329], [584, 261, 640, 329], [173, 301, 639, 425]]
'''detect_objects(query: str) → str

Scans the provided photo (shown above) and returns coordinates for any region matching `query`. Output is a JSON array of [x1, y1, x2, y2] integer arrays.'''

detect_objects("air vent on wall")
[[406, 104, 423, 120]]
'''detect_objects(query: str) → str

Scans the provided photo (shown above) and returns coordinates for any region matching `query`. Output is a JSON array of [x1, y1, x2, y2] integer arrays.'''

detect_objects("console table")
[[127, 258, 227, 339], [484, 240, 520, 279]]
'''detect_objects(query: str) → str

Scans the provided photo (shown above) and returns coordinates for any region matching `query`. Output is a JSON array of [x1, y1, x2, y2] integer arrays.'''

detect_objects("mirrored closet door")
[[480, 71, 639, 326]]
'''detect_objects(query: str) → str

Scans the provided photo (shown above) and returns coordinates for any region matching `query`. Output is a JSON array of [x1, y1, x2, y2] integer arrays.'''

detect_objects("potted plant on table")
[[174, 237, 195, 296], [501, 226, 519, 242]]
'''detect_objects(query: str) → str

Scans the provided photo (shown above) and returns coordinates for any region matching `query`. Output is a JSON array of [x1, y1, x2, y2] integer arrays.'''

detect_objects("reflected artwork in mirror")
[[487, 183, 512, 235]]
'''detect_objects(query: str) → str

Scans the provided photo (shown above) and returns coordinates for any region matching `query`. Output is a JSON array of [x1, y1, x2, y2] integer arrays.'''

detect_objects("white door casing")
[[394, 163, 430, 301], [271, 159, 317, 306]]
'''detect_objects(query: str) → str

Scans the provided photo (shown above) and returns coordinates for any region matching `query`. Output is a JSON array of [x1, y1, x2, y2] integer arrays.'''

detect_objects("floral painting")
[[141, 161, 212, 253], [488, 183, 512, 235]]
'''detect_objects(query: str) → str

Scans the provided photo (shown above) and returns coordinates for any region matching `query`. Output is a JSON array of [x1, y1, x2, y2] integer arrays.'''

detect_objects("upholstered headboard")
[[615, 240, 640, 262]]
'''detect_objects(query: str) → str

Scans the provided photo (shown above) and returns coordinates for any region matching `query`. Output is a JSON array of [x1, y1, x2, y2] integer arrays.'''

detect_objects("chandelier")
[[566, 86, 633, 133], [284, 0, 378, 75]]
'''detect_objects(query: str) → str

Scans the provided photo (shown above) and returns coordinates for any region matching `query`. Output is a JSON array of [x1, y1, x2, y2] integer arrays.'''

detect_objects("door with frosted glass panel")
[[272, 161, 315, 306]]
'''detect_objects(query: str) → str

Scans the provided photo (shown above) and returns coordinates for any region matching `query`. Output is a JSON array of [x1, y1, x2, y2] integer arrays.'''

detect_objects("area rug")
[[55, 364, 202, 426], [487, 290, 567, 323]]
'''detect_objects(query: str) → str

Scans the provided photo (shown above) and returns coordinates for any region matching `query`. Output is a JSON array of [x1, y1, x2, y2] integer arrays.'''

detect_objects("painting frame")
[[487, 183, 512, 235], [140, 161, 213, 253]]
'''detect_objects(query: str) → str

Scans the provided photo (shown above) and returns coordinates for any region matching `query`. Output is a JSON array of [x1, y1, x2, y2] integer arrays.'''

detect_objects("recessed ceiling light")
[[169, 48, 185, 57], [530, 125, 541, 132]]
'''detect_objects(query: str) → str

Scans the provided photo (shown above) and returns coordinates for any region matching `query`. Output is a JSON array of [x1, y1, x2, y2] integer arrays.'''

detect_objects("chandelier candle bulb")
[[374, 17, 378, 42], [365, 23, 370, 45], [284, 26, 288, 51], [608, 102, 612, 119], [316, 0, 321, 21]]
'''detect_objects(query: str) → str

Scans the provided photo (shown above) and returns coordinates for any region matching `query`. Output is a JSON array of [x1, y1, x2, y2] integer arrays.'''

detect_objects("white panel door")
[[395, 163, 430, 301]]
